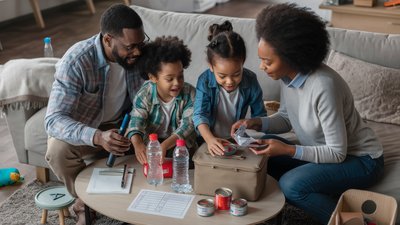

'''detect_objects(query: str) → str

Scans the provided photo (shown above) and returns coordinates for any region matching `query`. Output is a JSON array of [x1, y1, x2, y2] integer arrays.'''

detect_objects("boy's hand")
[[134, 144, 147, 165]]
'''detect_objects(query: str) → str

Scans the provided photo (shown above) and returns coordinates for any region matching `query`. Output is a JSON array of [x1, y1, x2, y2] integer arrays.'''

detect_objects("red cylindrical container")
[[214, 187, 232, 210]]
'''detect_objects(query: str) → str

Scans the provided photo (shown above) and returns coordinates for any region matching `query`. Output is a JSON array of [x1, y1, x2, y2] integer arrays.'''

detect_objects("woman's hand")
[[249, 139, 295, 157], [206, 137, 231, 156], [230, 118, 263, 137]]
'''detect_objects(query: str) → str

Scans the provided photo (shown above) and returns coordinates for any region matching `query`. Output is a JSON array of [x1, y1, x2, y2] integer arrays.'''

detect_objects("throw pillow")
[[327, 50, 400, 125]]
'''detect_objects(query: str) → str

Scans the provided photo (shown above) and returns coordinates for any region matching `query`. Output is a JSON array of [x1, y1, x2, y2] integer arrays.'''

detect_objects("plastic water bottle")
[[146, 133, 163, 186], [171, 139, 192, 193], [43, 37, 54, 57]]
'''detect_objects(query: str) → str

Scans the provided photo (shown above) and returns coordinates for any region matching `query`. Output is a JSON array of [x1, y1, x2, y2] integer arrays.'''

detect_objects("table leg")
[[85, 0, 96, 14], [29, 0, 45, 29], [275, 211, 282, 225], [41, 209, 48, 224], [123, 0, 130, 5], [84, 204, 92, 225], [58, 209, 65, 225], [63, 207, 70, 217]]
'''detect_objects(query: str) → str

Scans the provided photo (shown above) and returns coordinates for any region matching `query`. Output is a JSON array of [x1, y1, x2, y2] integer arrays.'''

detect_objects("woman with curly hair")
[[231, 4, 384, 224], [126, 36, 197, 166]]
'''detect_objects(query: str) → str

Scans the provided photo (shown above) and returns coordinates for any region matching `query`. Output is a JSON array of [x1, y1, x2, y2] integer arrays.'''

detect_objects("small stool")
[[35, 186, 75, 225]]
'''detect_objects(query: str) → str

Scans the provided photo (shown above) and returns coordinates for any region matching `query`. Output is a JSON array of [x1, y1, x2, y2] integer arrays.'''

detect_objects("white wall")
[[0, 0, 77, 23], [267, 0, 331, 22]]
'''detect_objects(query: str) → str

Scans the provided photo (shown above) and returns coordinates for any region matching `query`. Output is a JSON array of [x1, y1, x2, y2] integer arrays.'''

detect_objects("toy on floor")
[[0, 168, 24, 187]]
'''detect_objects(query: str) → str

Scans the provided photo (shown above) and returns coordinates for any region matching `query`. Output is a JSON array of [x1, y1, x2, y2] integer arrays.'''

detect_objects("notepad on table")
[[86, 167, 134, 194]]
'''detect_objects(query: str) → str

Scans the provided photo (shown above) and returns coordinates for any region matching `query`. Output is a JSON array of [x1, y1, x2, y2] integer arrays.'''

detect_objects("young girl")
[[193, 21, 267, 156], [126, 36, 197, 165]]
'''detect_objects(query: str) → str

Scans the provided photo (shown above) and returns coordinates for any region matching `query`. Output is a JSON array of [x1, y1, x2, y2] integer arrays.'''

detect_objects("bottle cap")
[[149, 133, 158, 141], [44, 37, 51, 44], [176, 139, 186, 146]]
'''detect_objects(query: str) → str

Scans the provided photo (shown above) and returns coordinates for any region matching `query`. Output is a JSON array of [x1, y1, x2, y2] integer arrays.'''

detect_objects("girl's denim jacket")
[[193, 68, 267, 132]]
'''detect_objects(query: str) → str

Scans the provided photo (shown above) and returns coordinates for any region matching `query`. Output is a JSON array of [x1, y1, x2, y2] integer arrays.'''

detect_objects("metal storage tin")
[[197, 199, 215, 216], [230, 198, 248, 216], [215, 187, 232, 210]]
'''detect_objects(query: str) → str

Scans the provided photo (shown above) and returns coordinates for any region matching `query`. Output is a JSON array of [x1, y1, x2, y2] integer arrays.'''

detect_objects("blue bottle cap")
[[44, 37, 51, 44]]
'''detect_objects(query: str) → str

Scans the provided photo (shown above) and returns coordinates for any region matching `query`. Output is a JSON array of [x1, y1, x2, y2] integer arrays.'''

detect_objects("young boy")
[[126, 36, 197, 166]]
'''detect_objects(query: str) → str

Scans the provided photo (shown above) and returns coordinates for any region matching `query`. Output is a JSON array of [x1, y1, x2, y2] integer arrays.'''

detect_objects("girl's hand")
[[249, 139, 295, 157], [230, 118, 263, 137], [206, 137, 230, 156]]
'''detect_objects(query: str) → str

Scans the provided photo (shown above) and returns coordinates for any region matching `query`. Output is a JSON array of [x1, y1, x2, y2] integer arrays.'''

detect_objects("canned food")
[[197, 199, 215, 217], [230, 198, 248, 216], [223, 143, 237, 156], [215, 187, 232, 210]]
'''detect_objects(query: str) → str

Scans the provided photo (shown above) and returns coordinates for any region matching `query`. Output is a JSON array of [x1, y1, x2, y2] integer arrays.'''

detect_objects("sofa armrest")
[[4, 107, 42, 164], [0, 58, 58, 164]]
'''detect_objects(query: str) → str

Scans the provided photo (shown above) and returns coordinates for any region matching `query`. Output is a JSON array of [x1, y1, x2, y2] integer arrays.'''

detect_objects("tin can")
[[215, 187, 232, 210], [197, 199, 215, 217], [230, 198, 248, 216]]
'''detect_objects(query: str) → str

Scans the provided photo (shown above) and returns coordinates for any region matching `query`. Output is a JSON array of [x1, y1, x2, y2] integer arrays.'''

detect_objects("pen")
[[121, 164, 127, 188]]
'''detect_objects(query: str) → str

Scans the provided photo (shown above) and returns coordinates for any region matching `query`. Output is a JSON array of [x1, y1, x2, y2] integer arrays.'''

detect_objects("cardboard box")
[[328, 189, 397, 225], [354, 0, 377, 7]]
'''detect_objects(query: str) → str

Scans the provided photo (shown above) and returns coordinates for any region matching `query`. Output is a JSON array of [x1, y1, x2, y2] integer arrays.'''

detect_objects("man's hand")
[[93, 129, 131, 156]]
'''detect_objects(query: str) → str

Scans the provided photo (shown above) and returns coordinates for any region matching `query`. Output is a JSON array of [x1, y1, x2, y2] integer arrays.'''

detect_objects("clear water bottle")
[[43, 37, 54, 57], [146, 133, 163, 186], [171, 139, 192, 193]]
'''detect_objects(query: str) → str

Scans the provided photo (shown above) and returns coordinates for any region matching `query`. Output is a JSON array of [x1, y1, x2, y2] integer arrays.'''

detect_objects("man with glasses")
[[44, 4, 148, 224]]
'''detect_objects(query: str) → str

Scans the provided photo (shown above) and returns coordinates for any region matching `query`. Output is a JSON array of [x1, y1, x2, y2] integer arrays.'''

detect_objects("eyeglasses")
[[111, 32, 150, 52]]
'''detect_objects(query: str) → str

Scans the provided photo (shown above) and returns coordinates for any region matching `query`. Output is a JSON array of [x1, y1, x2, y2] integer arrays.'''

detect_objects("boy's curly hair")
[[138, 36, 191, 79], [256, 3, 330, 74]]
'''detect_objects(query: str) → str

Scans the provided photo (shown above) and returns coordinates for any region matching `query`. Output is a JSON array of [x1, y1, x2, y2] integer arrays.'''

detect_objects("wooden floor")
[[0, 0, 267, 204], [0, 0, 267, 64]]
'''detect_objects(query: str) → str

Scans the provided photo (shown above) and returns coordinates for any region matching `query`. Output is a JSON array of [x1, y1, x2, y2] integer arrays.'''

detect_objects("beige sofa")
[[0, 5, 399, 223]]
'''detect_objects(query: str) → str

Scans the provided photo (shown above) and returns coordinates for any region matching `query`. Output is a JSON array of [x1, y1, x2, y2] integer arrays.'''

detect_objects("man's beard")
[[112, 47, 138, 70]]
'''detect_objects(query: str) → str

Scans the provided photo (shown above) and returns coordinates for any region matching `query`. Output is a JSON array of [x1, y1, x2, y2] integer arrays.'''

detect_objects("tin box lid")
[[192, 144, 268, 172]]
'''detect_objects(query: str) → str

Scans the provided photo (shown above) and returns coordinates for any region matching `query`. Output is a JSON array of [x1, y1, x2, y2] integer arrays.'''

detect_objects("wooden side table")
[[75, 156, 286, 225], [29, 0, 132, 29], [319, 3, 400, 34]]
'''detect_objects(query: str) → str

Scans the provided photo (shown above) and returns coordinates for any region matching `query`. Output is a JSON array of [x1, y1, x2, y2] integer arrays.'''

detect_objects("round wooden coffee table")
[[75, 156, 285, 225]]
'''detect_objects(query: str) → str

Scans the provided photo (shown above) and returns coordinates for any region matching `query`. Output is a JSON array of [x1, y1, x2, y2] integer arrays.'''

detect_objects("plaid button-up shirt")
[[126, 80, 197, 148], [45, 34, 144, 146]]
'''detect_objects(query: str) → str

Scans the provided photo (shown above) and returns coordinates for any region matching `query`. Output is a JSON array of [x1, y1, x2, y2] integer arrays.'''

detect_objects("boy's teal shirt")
[[126, 80, 197, 148]]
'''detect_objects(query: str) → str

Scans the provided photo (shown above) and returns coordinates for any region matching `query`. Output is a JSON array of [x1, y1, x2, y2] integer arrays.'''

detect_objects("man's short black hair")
[[256, 3, 330, 74], [100, 4, 143, 37], [138, 36, 191, 78]]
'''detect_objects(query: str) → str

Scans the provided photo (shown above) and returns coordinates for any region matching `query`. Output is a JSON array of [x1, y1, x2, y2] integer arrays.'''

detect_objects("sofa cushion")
[[327, 51, 400, 125], [131, 5, 281, 102], [327, 28, 400, 69], [25, 107, 48, 156]]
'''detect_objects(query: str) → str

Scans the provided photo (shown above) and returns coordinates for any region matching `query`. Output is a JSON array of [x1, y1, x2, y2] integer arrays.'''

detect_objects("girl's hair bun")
[[207, 20, 233, 41]]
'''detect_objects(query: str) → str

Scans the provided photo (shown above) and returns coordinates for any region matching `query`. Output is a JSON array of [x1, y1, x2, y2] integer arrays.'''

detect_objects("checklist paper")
[[127, 189, 194, 219], [86, 168, 134, 194]]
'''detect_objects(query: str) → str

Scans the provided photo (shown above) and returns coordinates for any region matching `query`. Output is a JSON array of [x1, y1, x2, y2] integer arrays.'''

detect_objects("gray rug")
[[0, 180, 321, 225]]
